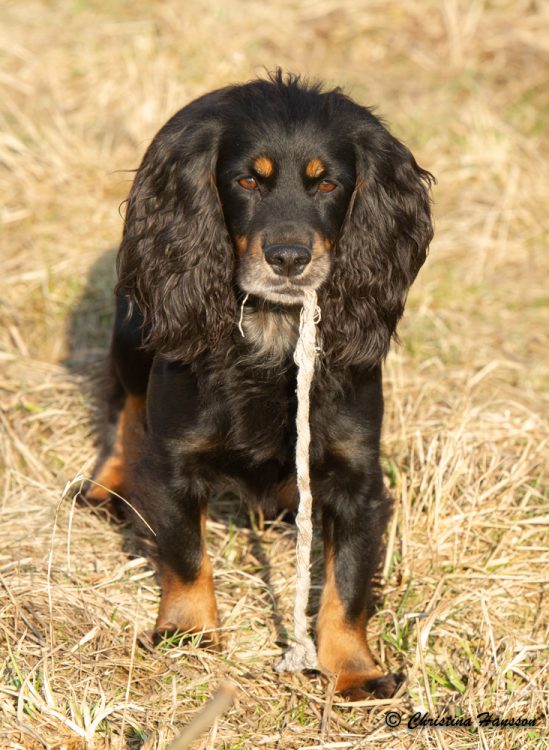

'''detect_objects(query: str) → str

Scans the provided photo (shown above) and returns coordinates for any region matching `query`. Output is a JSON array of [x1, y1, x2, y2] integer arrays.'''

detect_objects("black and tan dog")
[[88, 71, 433, 699]]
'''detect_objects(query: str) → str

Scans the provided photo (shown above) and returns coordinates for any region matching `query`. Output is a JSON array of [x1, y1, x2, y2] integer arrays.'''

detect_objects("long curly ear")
[[320, 119, 434, 369], [116, 94, 236, 362]]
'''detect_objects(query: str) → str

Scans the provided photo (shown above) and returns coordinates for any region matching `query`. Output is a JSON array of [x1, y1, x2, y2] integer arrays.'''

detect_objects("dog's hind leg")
[[84, 293, 151, 510]]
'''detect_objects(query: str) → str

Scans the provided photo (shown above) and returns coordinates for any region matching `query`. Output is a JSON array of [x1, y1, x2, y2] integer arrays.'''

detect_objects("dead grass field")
[[1, 1, 548, 748]]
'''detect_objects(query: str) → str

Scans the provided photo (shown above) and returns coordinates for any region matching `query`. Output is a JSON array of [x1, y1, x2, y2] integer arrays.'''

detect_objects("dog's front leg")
[[316, 471, 400, 699], [141, 360, 220, 647], [152, 484, 219, 647]]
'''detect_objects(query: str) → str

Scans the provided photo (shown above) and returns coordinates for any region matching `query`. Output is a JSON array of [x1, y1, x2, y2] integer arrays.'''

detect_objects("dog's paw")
[[337, 670, 404, 700]]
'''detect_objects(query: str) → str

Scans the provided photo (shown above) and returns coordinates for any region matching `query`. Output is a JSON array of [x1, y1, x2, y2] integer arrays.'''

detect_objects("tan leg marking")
[[86, 395, 145, 504], [275, 477, 298, 513], [317, 548, 399, 699], [154, 512, 219, 647]]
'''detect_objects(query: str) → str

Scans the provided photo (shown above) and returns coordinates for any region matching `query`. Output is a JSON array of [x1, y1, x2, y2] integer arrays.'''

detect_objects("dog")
[[87, 71, 434, 700]]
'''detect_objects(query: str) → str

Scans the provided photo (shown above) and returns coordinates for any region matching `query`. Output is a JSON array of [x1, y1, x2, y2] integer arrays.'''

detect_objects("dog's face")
[[216, 128, 356, 304]]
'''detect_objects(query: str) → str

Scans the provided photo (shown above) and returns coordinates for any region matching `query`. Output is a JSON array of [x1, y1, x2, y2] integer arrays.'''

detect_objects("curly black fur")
[[117, 103, 237, 361], [320, 117, 433, 367]]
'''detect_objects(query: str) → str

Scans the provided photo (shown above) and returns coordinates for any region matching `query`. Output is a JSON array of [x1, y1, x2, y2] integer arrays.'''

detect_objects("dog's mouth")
[[237, 255, 331, 306], [240, 277, 318, 305]]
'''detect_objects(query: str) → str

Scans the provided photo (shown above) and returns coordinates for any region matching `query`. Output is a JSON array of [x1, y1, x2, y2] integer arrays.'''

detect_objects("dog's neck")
[[239, 296, 300, 364]]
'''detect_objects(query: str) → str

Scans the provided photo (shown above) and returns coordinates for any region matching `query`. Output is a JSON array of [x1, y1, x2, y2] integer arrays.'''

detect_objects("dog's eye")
[[238, 177, 258, 190], [318, 180, 337, 193]]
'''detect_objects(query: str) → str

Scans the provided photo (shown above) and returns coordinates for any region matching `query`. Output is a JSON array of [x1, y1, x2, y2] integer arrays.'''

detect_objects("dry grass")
[[1, 0, 548, 748]]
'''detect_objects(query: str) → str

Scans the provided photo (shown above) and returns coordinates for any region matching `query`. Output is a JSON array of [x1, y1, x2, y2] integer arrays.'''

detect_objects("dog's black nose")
[[264, 244, 312, 277]]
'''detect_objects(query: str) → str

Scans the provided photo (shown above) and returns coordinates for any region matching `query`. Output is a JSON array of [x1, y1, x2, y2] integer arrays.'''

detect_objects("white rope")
[[238, 293, 250, 337], [275, 288, 321, 673]]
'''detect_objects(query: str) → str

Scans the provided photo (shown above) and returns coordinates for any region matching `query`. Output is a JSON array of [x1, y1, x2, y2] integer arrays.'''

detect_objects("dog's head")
[[215, 87, 356, 305], [118, 71, 434, 367]]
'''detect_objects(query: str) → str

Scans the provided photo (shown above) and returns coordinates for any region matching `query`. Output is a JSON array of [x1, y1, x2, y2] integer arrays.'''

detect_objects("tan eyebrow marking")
[[306, 158, 325, 178], [253, 156, 274, 177]]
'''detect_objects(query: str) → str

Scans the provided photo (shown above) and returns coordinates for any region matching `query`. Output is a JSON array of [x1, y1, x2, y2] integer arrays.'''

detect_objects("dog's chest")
[[205, 309, 299, 462], [241, 307, 299, 364]]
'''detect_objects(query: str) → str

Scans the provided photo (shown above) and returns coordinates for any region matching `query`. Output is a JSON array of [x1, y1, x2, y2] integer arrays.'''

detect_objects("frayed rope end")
[[275, 636, 319, 673]]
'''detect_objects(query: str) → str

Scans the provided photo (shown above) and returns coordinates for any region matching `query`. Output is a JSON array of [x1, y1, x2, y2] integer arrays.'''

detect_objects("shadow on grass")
[[63, 246, 118, 419], [64, 248, 118, 371]]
